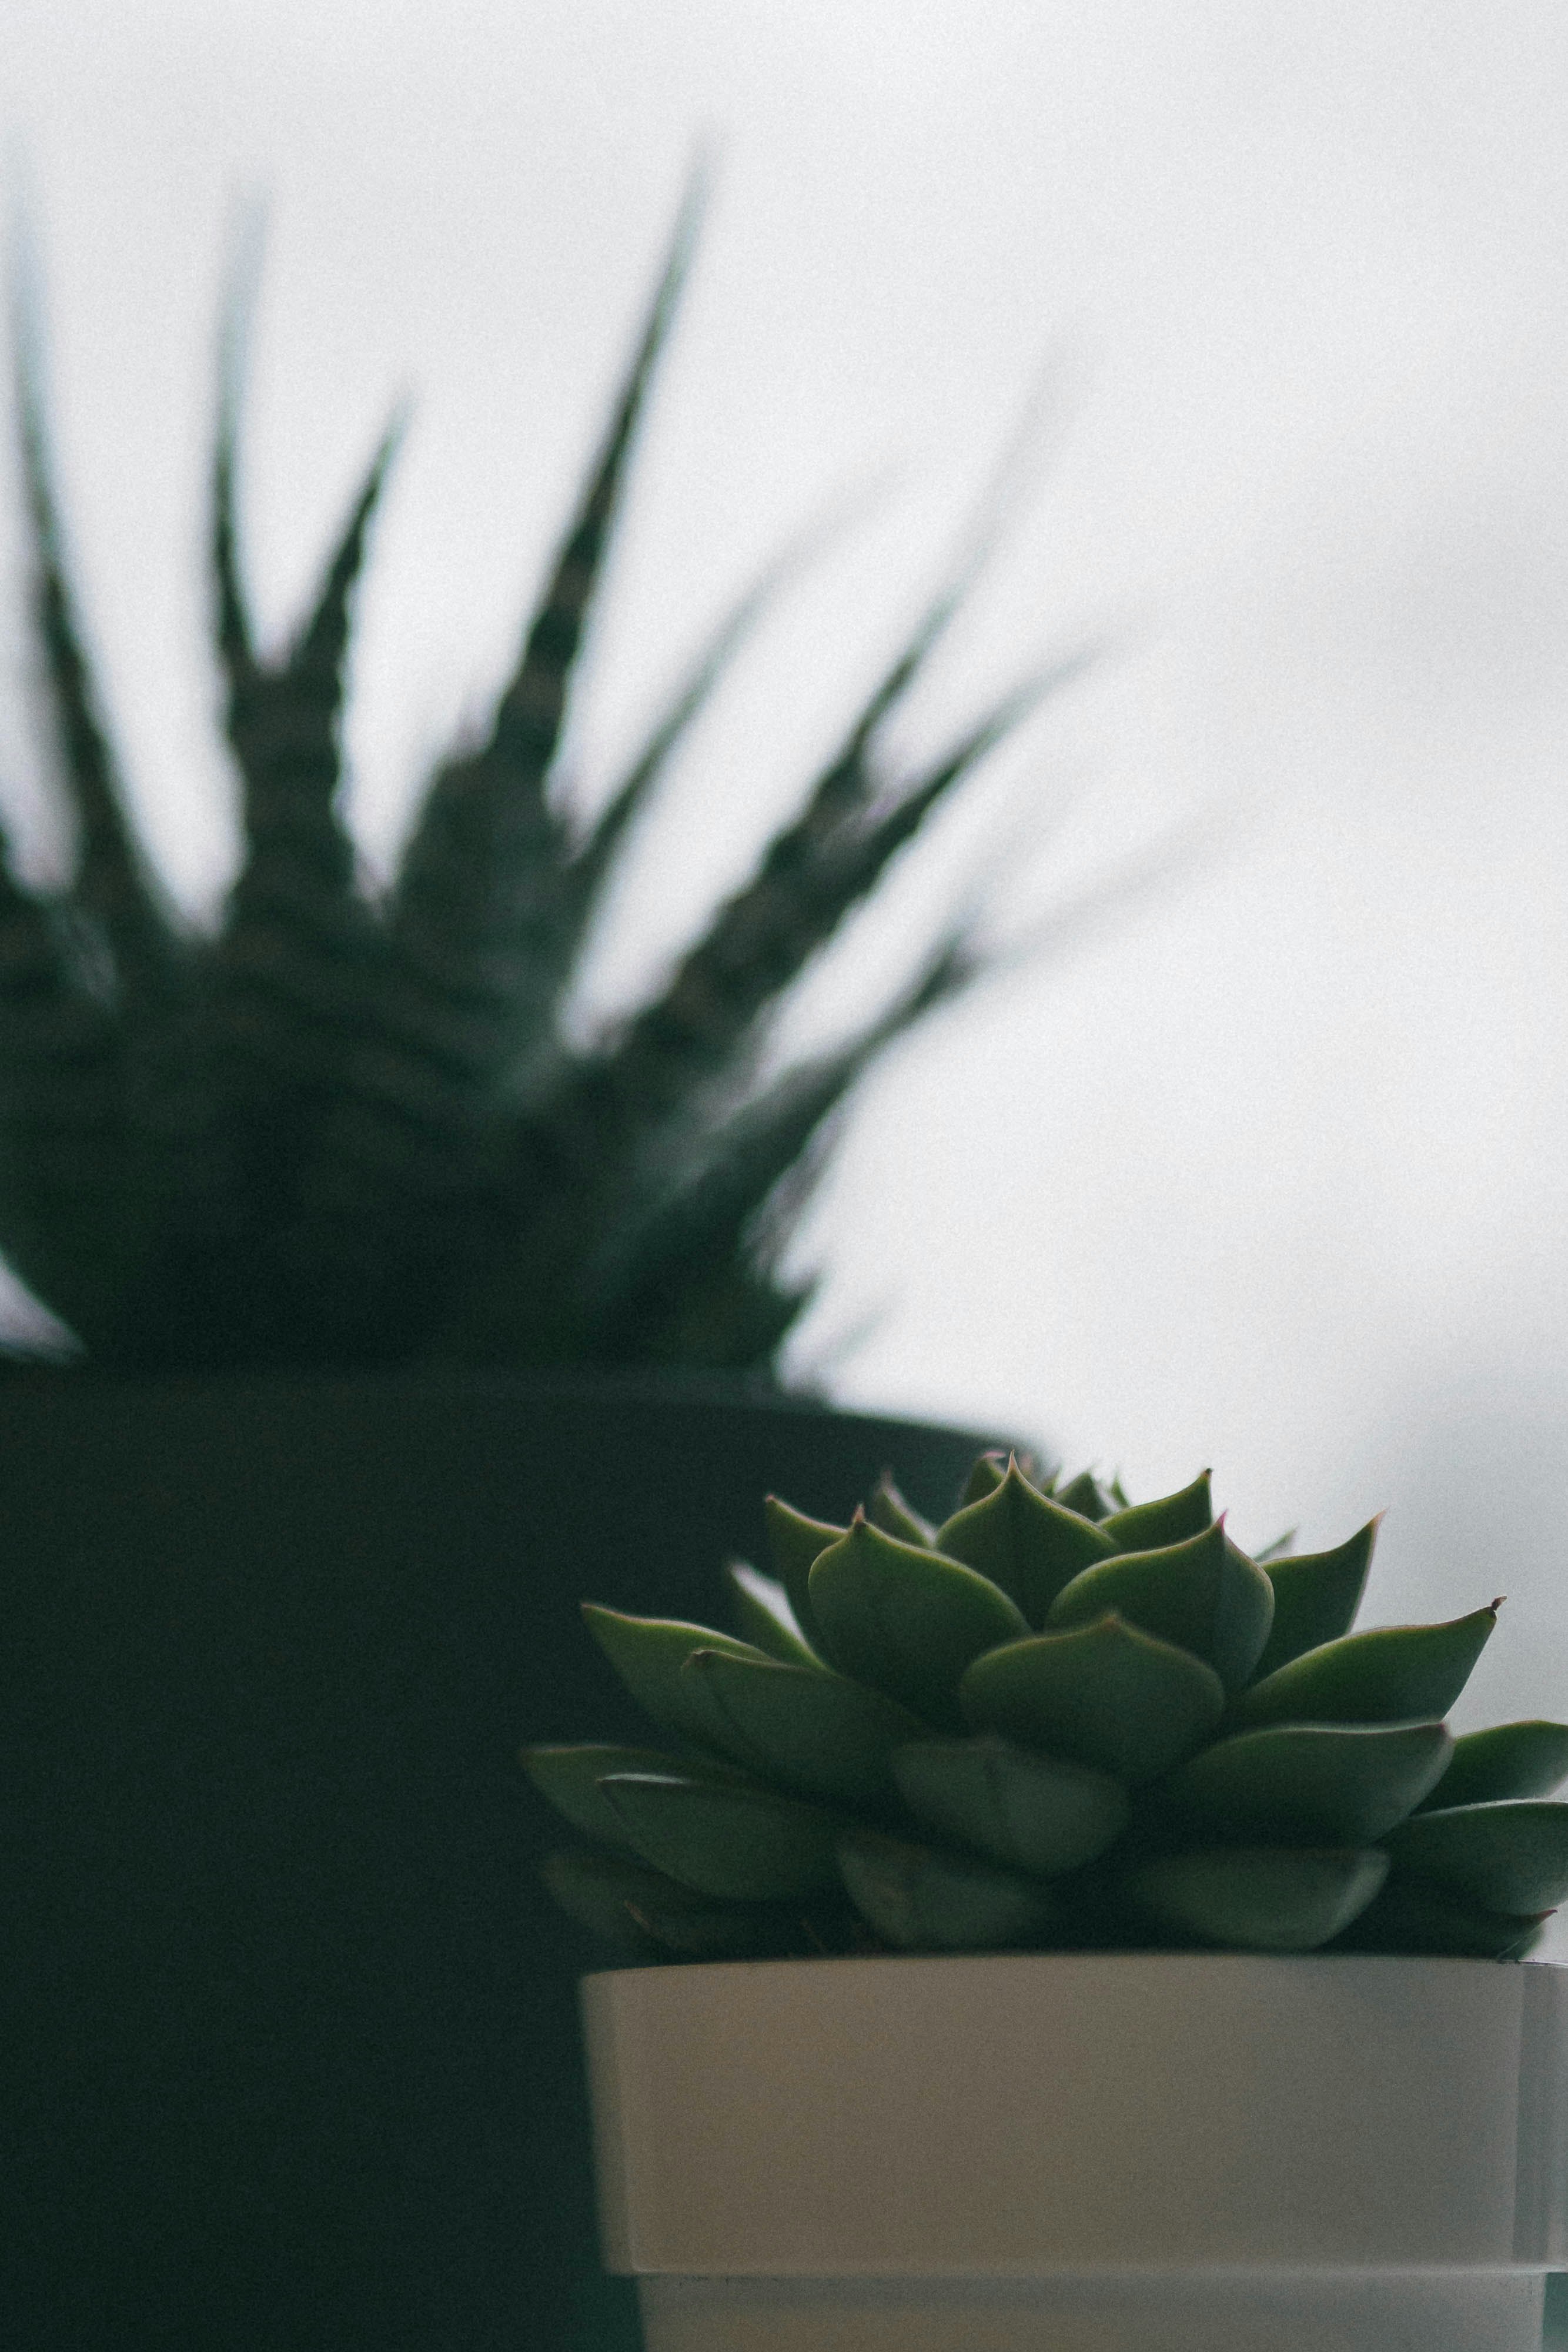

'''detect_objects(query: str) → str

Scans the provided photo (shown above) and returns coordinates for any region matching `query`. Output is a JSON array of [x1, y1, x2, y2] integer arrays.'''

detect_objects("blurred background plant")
[[4, 0, 1567, 1783], [0, 185, 1096, 1379]]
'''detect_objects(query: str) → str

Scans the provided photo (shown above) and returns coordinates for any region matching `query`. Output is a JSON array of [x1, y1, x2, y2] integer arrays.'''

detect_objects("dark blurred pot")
[[0, 1368, 998, 2352]]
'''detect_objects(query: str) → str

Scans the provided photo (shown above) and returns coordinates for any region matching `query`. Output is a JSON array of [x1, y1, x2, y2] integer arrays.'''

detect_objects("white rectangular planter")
[[582, 1953, 1568, 2351]]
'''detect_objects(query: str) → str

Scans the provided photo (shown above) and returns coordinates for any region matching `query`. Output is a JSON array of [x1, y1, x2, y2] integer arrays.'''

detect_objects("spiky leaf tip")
[[723, 1560, 823, 1667], [1047, 1518, 1274, 1693], [764, 1494, 846, 1652], [807, 1511, 1029, 1730], [1251, 1517, 1379, 1681], [580, 1604, 776, 1749], [1098, 1469, 1213, 1553], [1231, 1604, 1500, 1732], [935, 1455, 1116, 1626]]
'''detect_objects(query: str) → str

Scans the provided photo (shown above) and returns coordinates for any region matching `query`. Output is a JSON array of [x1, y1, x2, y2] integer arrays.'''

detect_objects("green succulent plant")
[[524, 1448, 1568, 1960], [0, 188, 1065, 1377]]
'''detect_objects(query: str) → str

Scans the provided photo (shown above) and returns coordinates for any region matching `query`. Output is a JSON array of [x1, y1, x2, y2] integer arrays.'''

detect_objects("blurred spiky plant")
[[0, 191, 1072, 1378]]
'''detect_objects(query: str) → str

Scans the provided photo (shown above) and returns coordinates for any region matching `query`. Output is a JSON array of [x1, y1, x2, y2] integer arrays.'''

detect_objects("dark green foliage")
[[524, 1451, 1568, 1960], [0, 192, 1063, 1377]]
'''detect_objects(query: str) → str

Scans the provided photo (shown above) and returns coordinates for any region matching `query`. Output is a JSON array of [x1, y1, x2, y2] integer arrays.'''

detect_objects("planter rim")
[[584, 1950, 1568, 2279]]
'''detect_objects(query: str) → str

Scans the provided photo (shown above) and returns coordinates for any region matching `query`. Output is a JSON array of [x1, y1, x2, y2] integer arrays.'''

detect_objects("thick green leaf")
[[1382, 1801, 1568, 1915], [764, 1495, 845, 1653], [1250, 1518, 1378, 1680], [1099, 1470, 1212, 1553], [1047, 1520, 1274, 1693], [1415, 1720, 1568, 1813], [1327, 1873, 1547, 1960], [1159, 1722, 1452, 1846], [1252, 1528, 1297, 1564], [935, 1457, 1115, 1626], [892, 1736, 1128, 1876], [1126, 1846, 1388, 1952], [678, 1648, 925, 1811], [521, 1740, 740, 1845], [580, 1604, 774, 1747], [1054, 1469, 1114, 1521], [1229, 1605, 1499, 1731], [723, 1561, 823, 1667], [598, 1770, 842, 1900], [836, 1828, 1068, 1952], [868, 1472, 935, 1548], [540, 1848, 786, 1959], [959, 1614, 1225, 1783], [959, 1451, 1010, 1507], [807, 1513, 1029, 1730]]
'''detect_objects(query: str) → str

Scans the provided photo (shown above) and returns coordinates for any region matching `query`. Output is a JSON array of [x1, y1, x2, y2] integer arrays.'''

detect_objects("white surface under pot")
[[581, 1952, 1568, 2352]]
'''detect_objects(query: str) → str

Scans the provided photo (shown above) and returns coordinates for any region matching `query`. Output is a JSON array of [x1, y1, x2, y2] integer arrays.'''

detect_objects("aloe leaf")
[[1126, 1846, 1388, 1952], [680, 1648, 925, 1812], [580, 1603, 774, 1748], [597, 1770, 842, 1900], [1252, 1529, 1298, 1564], [563, 547, 795, 947], [1415, 1720, 1568, 1813], [1250, 1519, 1378, 1680], [569, 944, 973, 1364], [1047, 1520, 1274, 1693], [1381, 1800, 1568, 1915], [765, 1496, 847, 1652], [540, 1848, 785, 1959], [868, 1472, 935, 1548], [723, 1561, 822, 1667], [520, 1740, 744, 1846], [1054, 1469, 1114, 1521], [1326, 1872, 1547, 1960], [386, 181, 700, 1138], [836, 1828, 1068, 1952], [582, 643, 1062, 1144], [219, 419, 397, 931], [892, 1735, 1129, 1876], [1099, 1470, 1212, 1552], [12, 283, 179, 1009], [1159, 1722, 1452, 1846], [0, 858, 138, 1341], [1230, 1605, 1500, 1731], [959, 1615, 1225, 1783], [937, 1456, 1117, 1626], [807, 1513, 1029, 1730]]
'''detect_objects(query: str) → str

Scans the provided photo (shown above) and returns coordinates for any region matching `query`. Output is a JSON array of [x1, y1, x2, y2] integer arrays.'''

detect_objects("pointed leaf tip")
[[1232, 1605, 1499, 1732], [807, 1516, 1029, 1730], [936, 1457, 1116, 1627], [1047, 1517, 1273, 1692]]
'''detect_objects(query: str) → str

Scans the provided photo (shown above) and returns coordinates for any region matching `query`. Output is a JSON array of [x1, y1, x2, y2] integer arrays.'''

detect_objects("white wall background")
[[4, 0, 1568, 1743]]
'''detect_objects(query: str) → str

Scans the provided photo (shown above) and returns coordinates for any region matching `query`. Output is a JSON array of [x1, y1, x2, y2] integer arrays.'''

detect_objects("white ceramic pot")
[[581, 1952, 1568, 2352]]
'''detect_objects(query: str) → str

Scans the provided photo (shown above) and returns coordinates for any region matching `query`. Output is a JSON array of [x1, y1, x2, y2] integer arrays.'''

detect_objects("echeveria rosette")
[[523, 1450, 1568, 1962]]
